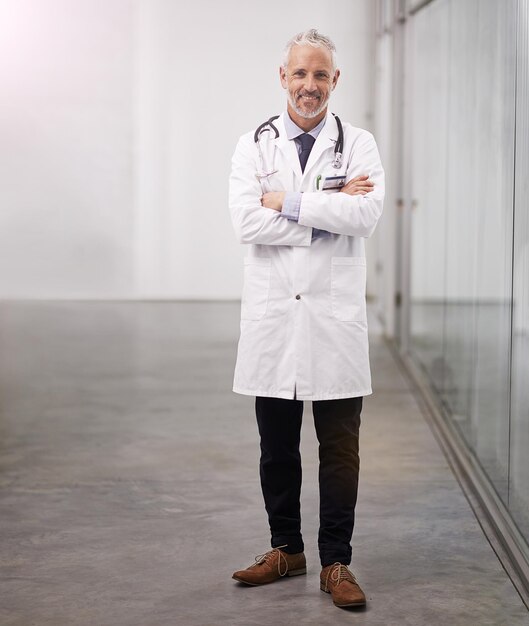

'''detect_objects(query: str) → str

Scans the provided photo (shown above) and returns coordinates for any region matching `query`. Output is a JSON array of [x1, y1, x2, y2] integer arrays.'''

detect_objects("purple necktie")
[[297, 133, 316, 173]]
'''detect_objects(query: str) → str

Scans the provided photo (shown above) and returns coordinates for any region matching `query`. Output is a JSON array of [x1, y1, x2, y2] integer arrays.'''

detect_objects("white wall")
[[0, 0, 135, 298], [0, 0, 375, 299]]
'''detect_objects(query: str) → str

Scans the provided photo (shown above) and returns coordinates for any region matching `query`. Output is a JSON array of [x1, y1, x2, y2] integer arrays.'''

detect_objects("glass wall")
[[510, 0, 529, 545], [407, 0, 527, 547]]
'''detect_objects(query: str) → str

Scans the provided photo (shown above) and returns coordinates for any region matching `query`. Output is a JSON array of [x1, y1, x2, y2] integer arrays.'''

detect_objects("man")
[[228, 29, 384, 609]]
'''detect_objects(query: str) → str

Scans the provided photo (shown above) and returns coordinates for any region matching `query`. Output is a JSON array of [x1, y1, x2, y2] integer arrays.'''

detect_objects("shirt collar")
[[283, 112, 327, 141]]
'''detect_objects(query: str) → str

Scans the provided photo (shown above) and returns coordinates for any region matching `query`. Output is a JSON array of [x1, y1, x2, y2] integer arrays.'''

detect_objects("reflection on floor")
[[0, 301, 527, 625]]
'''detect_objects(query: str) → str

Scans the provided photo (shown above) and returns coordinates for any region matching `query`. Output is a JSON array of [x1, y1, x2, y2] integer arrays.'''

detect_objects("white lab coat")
[[229, 111, 385, 400]]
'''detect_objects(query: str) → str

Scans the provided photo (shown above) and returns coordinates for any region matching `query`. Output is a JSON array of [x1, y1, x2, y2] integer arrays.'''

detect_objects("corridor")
[[0, 301, 527, 625]]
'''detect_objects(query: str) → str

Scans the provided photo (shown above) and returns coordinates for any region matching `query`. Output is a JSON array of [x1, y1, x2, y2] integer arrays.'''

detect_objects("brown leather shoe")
[[232, 545, 307, 586], [320, 562, 366, 607]]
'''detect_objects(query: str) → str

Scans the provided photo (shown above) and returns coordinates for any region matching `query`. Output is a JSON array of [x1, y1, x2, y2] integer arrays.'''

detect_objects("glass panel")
[[443, 0, 516, 503], [441, 0, 479, 440], [409, 0, 516, 506], [469, 0, 515, 504], [406, 0, 528, 556], [509, 0, 529, 542], [409, 0, 449, 393]]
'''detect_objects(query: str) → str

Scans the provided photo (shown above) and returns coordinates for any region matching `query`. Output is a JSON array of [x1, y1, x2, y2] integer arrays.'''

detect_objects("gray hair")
[[282, 29, 337, 72]]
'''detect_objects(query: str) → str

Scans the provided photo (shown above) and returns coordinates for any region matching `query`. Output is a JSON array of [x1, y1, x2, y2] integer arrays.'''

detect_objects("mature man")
[[228, 29, 384, 609]]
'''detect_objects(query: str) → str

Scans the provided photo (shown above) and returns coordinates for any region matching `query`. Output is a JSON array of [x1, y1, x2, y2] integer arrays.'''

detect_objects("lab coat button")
[[295, 294, 301, 300]]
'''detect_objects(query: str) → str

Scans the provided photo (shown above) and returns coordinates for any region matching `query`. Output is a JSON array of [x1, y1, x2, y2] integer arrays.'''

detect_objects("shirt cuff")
[[280, 192, 302, 221]]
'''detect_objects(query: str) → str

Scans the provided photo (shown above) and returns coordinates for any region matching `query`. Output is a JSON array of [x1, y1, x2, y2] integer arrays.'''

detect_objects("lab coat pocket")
[[241, 257, 271, 321], [331, 257, 367, 322]]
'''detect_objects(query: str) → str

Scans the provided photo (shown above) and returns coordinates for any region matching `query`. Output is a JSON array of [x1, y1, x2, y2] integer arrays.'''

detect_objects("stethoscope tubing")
[[254, 112, 344, 170]]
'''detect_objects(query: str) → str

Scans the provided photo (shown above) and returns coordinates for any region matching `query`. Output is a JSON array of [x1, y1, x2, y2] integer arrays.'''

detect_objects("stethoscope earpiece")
[[253, 115, 280, 143]]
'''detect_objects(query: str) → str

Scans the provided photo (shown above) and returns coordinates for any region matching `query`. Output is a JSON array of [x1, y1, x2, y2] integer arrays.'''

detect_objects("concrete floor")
[[0, 301, 527, 626]]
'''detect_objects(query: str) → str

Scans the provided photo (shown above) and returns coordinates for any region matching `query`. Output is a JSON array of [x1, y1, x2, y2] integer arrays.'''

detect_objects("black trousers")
[[255, 395, 362, 568]]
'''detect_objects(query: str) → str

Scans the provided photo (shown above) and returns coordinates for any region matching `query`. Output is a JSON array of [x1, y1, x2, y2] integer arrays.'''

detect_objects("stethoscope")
[[254, 113, 344, 184]]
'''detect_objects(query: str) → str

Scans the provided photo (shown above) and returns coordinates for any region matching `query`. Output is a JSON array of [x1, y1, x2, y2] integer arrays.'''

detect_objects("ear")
[[331, 69, 340, 90], [279, 65, 287, 89]]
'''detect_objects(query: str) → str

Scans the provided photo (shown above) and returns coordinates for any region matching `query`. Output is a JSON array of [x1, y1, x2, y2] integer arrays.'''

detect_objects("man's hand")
[[261, 191, 285, 211], [340, 175, 374, 196]]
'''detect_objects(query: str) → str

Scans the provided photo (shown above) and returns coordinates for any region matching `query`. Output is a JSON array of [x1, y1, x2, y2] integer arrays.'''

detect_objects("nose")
[[304, 74, 317, 93]]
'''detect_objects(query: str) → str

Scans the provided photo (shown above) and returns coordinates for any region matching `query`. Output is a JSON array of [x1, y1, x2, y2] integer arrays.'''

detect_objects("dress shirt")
[[280, 113, 331, 240]]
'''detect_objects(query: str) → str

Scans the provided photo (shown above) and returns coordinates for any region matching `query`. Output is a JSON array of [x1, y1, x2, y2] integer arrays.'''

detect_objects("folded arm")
[[229, 136, 313, 246], [297, 131, 385, 238]]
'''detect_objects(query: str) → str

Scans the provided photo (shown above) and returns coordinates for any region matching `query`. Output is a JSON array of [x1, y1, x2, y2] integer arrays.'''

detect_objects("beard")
[[287, 89, 330, 119]]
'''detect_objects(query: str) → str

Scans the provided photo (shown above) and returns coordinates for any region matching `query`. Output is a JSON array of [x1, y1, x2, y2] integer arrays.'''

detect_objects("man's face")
[[280, 45, 339, 119]]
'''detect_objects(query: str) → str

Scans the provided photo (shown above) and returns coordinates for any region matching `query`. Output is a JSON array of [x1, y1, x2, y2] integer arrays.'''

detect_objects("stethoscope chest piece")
[[332, 152, 343, 169]]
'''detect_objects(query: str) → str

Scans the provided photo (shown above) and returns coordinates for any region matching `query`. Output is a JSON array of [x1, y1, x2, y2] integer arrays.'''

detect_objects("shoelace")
[[325, 562, 357, 590], [254, 544, 289, 577]]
